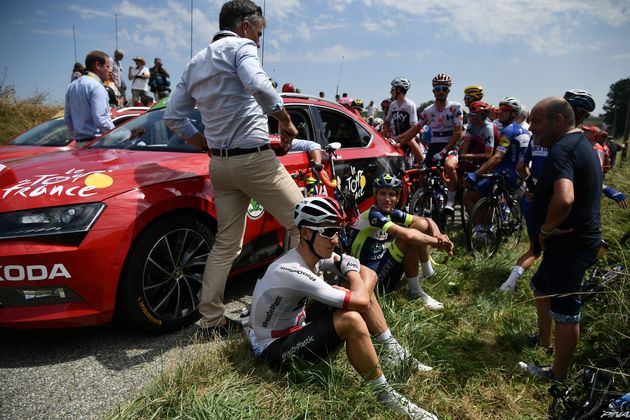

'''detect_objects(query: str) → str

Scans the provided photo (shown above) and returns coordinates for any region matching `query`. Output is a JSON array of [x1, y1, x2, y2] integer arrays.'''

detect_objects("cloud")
[[68, 5, 112, 18], [266, 44, 373, 63], [611, 52, 630, 60]]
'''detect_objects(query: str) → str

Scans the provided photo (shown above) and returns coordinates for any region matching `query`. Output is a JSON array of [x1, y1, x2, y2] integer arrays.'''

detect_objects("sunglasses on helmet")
[[433, 85, 450, 92], [304, 226, 342, 239]]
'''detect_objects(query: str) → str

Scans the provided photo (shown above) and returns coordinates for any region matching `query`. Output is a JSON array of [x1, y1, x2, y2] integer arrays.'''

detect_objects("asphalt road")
[[0, 273, 258, 419]]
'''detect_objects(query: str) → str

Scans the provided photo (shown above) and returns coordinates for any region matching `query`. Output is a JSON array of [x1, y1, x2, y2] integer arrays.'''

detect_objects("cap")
[[132, 56, 145, 63]]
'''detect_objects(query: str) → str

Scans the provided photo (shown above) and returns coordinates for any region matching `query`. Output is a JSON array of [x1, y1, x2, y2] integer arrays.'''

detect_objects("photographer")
[[128, 55, 150, 105], [149, 57, 171, 101]]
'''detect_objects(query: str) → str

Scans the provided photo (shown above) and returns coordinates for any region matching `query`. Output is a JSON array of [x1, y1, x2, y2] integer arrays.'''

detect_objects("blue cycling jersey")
[[496, 122, 530, 172], [519, 137, 548, 182]]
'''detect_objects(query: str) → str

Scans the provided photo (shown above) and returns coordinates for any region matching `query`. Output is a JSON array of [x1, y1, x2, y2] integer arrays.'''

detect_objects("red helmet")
[[432, 73, 452, 87], [381, 98, 391, 108], [469, 101, 491, 115], [282, 83, 295, 93]]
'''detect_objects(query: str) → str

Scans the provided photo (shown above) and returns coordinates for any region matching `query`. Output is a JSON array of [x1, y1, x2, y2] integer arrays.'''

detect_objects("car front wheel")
[[116, 214, 214, 332]]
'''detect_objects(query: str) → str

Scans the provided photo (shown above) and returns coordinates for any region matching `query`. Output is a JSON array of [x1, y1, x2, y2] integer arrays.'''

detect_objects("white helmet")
[[499, 96, 521, 113], [391, 77, 411, 91], [294, 196, 345, 227]]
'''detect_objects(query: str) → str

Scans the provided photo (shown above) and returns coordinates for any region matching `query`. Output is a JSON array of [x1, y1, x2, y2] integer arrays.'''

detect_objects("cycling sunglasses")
[[304, 226, 342, 239], [433, 85, 450, 92]]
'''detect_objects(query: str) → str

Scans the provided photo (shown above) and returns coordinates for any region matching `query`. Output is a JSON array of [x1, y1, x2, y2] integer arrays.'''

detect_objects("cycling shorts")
[[425, 143, 457, 163], [366, 241, 405, 293], [519, 194, 535, 242], [475, 170, 518, 197], [260, 303, 343, 369], [530, 248, 597, 323]]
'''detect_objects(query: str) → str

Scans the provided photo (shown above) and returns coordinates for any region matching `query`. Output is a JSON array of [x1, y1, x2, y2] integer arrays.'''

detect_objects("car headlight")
[[0, 203, 105, 240]]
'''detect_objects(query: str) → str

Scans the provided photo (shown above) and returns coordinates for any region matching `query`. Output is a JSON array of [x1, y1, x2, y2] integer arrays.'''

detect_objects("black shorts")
[[367, 243, 405, 294], [530, 248, 597, 323], [260, 303, 343, 369]]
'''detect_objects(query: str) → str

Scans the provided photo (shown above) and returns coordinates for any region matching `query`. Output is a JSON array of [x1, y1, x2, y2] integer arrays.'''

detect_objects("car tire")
[[116, 214, 214, 332]]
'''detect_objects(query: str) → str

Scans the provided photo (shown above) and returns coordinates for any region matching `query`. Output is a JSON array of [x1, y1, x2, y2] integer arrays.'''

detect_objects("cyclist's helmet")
[[432, 73, 452, 87], [282, 82, 295, 93], [294, 196, 345, 227], [391, 77, 410, 92], [373, 173, 402, 194], [499, 96, 521, 113], [563, 89, 595, 113], [464, 85, 484, 100], [352, 99, 364, 110], [468, 100, 491, 115]]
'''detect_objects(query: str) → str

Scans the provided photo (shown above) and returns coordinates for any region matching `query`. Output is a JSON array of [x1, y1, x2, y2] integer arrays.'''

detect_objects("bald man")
[[519, 97, 601, 381]]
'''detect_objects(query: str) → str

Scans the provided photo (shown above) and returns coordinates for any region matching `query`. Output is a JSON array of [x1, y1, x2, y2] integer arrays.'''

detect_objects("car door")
[[312, 105, 405, 208]]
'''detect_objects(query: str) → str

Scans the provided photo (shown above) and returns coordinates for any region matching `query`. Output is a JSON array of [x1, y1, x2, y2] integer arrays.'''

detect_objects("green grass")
[[4, 95, 627, 418], [108, 157, 630, 419]]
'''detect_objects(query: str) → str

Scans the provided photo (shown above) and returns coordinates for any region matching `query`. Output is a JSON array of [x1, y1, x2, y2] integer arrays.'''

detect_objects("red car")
[[0, 107, 149, 162], [0, 94, 405, 332]]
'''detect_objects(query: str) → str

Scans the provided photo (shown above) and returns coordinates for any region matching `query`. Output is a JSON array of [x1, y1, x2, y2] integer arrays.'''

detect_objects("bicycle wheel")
[[409, 188, 432, 218], [467, 197, 502, 257], [502, 198, 523, 247]]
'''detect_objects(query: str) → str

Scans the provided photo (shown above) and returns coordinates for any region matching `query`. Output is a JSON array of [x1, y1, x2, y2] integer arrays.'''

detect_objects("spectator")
[[70, 62, 84, 82], [520, 97, 601, 382], [164, 0, 303, 336], [128, 55, 150, 105], [110, 49, 125, 104], [104, 71, 121, 108], [149, 57, 171, 101], [319, 91, 325, 98], [366, 100, 377, 121], [64, 51, 115, 144]]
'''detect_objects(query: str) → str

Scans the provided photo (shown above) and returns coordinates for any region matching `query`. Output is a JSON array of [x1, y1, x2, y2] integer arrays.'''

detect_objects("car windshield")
[[89, 109, 204, 152], [9, 118, 73, 146]]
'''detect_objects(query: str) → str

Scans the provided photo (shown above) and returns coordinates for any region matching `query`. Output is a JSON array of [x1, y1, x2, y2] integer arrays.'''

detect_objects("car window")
[[318, 108, 370, 148], [269, 107, 313, 141], [89, 109, 204, 152], [9, 119, 73, 147]]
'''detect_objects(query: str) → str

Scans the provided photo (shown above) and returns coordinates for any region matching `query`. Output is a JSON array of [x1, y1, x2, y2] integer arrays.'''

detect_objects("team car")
[[0, 107, 149, 162], [0, 94, 405, 332]]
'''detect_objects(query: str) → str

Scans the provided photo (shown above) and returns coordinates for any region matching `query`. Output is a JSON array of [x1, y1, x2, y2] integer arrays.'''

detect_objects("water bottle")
[[240, 308, 262, 356], [501, 201, 511, 224]]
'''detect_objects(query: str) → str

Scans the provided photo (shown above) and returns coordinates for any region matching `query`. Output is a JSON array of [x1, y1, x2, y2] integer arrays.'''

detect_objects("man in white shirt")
[[164, 0, 303, 337], [128, 56, 150, 105]]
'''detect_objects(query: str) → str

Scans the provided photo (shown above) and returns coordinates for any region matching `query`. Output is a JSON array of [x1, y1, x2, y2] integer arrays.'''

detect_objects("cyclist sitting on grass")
[[350, 174, 453, 311], [463, 97, 530, 213], [249, 196, 437, 420]]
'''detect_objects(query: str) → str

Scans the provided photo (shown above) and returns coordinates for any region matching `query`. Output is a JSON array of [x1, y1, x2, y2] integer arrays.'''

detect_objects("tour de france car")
[[0, 94, 405, 332], [0, 107, 149, 162]]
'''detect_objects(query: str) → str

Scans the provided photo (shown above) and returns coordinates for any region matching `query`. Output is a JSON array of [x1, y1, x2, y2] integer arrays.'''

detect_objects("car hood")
[[0, 148, 209, 212], [0, 145, 69, 162]]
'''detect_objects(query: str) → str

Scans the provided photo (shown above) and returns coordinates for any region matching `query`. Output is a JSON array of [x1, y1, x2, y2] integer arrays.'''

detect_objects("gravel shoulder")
[[0, 273, 258, 419]]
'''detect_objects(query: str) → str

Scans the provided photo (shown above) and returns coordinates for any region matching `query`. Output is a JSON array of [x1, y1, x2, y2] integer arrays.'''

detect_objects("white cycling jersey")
[[250, 249, 351, 352], [385, 97, 418, 136], [417, 101, 463, 145]]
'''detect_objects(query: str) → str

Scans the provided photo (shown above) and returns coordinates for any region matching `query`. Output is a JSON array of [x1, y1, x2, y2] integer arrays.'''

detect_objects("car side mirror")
[[327, 142, 341, 151]]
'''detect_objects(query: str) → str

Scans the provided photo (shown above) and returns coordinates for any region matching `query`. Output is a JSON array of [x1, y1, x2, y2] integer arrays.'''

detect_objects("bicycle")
[[548, 366, 629, 419], [407, 163, 455, 234], [283, 142, 359, 253], [466, 172, 523, 257], [579, 231, 629, 304]]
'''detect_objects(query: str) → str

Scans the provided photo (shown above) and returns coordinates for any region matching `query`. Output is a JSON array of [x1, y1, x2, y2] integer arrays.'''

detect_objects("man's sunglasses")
[[305, 226, 342, 239], [433, 85, 450, 92]]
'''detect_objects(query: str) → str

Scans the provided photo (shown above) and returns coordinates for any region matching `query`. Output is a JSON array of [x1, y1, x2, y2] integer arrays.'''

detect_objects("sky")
[[1, 0, 629, 115]]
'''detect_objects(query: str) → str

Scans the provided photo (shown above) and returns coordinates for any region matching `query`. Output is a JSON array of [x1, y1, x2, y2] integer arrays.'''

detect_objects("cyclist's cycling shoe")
[[443, 204, 455, 213], [381, 342, 433, 373], [518, 362, 563, 382], [410, 289, 444, 311], [376, 383, 438, 420]]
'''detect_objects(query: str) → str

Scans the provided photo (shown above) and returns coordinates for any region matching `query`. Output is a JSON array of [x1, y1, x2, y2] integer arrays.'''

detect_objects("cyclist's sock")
[[500, 266, 524, 292], [421, 261, 434, 278], [374, 328, 394, 343], [446, 191, 456, 207], [406, 276, 421, 295]]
